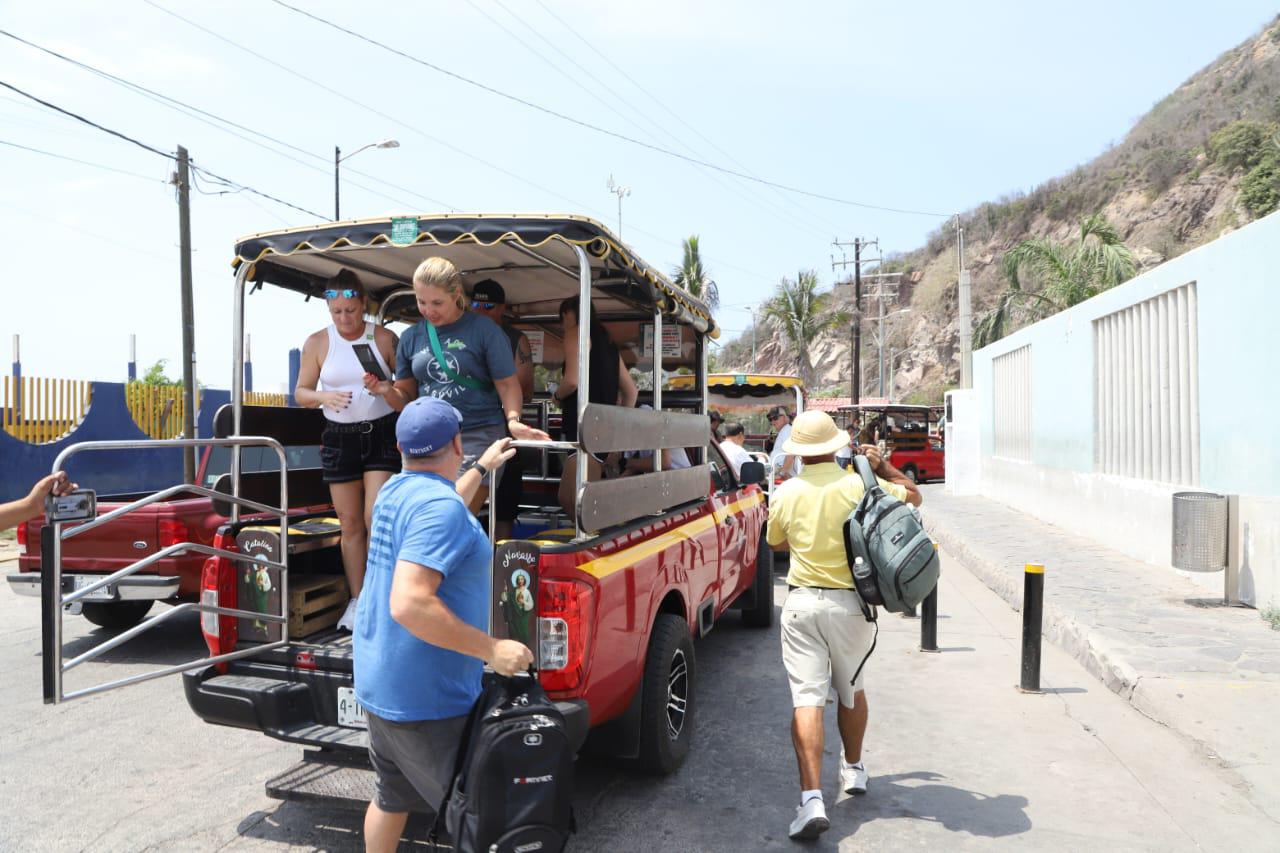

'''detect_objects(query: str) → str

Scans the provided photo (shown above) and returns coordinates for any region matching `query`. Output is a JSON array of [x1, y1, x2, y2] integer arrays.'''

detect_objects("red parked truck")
[[7, 443, 326, 629], [36, 215, 775, 802]]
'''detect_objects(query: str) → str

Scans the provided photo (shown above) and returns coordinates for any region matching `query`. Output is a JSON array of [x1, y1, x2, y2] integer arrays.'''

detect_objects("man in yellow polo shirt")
[[766, 410, 920, 841]]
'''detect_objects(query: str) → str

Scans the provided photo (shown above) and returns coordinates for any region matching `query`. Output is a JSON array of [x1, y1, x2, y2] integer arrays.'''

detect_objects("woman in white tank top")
[[295, 270, 400, 631]]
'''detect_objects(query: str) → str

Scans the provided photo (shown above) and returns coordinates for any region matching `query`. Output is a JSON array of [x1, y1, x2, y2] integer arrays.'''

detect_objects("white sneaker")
[[337, 596, 359, 632], [840, 758, 868, 795], [788, 797, 829, 840]]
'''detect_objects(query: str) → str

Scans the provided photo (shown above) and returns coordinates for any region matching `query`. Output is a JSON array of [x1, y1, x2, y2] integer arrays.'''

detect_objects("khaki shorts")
[[781, 587, 874, 708]]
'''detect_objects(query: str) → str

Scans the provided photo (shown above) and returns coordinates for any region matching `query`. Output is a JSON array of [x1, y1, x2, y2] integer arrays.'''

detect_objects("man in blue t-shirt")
[[354, 396, 531, 852]]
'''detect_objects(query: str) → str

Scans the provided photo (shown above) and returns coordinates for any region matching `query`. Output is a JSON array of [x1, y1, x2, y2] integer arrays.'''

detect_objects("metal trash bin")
[[1171, 492, 1228, 572]]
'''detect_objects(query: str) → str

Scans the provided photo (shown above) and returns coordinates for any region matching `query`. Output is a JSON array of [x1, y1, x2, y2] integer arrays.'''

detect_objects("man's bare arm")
[[389, 560, 532, 676]]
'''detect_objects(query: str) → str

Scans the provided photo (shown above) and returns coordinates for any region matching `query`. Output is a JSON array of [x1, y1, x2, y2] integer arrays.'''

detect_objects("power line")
[[144, 1, 785, 287], [478, 0, 836, 239], [268, 0, 950, 218], [0, 138, 164, 182], [0, 79, 326, 219], [527, 0, 843, 233], [0, 28, 454, 213]]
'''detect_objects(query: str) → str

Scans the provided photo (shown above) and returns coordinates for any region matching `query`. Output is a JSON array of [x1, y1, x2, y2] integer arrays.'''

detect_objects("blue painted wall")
[[974, 208, 1280, 497], [1, 384, 235, 503]]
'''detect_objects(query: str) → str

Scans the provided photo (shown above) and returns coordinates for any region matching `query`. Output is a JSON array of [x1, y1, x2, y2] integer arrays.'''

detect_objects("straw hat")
[[782, 410, 852, 456]]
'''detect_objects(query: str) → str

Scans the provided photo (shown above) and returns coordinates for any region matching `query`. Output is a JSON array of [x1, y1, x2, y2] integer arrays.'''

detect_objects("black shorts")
[[320, 413, 401, 483]]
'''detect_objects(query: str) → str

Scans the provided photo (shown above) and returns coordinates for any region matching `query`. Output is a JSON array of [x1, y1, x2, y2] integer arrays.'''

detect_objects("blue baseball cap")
[[396, 397, 463, 457]]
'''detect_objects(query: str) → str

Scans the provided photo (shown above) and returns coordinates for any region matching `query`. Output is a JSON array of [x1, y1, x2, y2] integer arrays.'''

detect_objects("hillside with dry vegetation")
[[715, 17, 1280, 403]]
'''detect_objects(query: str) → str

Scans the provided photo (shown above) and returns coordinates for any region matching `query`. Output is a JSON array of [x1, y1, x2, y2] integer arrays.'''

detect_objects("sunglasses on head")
[[323, 288, 359, 300], [471, 300, 497, 311]]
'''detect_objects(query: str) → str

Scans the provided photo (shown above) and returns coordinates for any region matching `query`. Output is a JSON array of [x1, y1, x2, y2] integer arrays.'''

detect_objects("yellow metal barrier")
[[124, 383, 201, 440], [2, 376, 93, 445], [245, 391, 288, 408]]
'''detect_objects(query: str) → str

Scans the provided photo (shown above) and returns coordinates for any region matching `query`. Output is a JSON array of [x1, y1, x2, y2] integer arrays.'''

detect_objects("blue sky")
[[2, 0, 1276, 391]]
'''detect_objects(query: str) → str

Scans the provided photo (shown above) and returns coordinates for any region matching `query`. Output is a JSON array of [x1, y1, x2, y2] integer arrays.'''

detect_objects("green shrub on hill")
[[1239, 154, 1280, 217], [1208, 119, 1273, 171]]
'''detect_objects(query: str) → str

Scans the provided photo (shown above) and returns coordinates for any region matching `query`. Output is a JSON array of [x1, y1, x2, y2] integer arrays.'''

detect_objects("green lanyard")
[[426, 323, 495, 393]]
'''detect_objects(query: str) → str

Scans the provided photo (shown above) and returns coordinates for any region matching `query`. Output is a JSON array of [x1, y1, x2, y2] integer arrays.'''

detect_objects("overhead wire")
[[0, 79, 326, 219], [268, 0, 951, 218], [529, 0, 846, 234], [143, 0, 782, 286], [477, 0, 836, 239], [0, 29, 454, 213], [0, 138, 166, 182]]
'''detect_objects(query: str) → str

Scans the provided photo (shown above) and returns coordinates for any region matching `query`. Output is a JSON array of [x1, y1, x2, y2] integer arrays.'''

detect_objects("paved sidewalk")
[[920, 485, 1280, 823]]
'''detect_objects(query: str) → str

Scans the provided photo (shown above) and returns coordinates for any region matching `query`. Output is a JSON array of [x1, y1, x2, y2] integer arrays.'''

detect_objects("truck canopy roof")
[[232, 213, 718, 338]]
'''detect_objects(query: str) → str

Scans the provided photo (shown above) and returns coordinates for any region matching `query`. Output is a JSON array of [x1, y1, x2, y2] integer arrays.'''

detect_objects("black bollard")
[[920, 542, 939, 653], [1018, 562, 1044, 693]]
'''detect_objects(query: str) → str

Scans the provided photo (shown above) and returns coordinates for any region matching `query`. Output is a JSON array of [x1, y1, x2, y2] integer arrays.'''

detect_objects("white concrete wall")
[[968, 209, 1280, 607]]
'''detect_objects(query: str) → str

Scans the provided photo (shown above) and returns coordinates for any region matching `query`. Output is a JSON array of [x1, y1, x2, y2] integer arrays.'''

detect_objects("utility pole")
[[175, 146, 196, 484], [957, 215, 972, 388], [832, 237, 879, 405], [334, 145, 341, 221]]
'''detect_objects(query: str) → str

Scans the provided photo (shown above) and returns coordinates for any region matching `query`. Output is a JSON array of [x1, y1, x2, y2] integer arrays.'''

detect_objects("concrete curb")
[[925, 518, 1142, 698]]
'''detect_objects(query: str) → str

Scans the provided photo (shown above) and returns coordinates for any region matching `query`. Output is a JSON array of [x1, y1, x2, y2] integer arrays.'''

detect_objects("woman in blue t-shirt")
[[365, 257, 548, 510]]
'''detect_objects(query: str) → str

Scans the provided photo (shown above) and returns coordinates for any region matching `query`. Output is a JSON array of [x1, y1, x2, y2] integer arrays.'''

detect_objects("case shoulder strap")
[[427, 322, 496, 393]]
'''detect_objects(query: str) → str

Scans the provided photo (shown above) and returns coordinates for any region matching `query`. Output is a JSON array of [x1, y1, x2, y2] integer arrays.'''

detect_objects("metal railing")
[[42, 436, 290, 704]]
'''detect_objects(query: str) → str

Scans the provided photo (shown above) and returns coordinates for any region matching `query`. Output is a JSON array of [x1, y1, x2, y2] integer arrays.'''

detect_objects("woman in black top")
[[554, 296, 638, 517]]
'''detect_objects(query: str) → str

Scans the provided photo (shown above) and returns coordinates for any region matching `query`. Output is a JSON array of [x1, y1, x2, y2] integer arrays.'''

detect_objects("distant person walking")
[[768, 406, 798, 479], [294, 269, 401, 631], [765, 410, 920, 841], [354, 397, 532, 853]]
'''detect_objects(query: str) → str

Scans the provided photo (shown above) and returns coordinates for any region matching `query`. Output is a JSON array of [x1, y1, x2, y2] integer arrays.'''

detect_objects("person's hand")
[[489, 639, 534, 676], [363, 375, 394, 397], [26, 472, 77, 508], [321, 390, 353, 411], [478, 437, 517, 471], [507, 420, 551, 442], [860, 444, 884, 470]]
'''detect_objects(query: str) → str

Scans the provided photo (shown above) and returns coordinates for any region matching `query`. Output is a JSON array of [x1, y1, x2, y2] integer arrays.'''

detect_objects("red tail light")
[[538, 579, 595, 692], [158, 518, 188, 550], [200, 531, 239, 669]]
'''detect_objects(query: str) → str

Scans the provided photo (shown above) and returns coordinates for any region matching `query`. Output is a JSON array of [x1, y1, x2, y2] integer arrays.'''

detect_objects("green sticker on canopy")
[[390, 217, 419, 245], [734, 374, 748, 384]]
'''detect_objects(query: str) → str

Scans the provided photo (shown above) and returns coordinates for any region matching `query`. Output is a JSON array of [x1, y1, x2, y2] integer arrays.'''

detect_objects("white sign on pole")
[[642, 324, 683, 359]]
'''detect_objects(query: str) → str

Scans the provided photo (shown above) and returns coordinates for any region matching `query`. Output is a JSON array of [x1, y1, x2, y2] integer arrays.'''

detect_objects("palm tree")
[[672, 235, 719, 311], [760, 270, 848, 388], [974, 213, 1137, 346]]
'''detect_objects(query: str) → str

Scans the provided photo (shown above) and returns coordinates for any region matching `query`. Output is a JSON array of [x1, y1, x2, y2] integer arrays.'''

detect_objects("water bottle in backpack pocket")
[[843, 456, 939, 614]]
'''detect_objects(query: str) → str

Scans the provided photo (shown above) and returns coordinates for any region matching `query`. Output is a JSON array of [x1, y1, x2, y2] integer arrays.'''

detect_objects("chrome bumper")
[[6, 573, 181, 601]]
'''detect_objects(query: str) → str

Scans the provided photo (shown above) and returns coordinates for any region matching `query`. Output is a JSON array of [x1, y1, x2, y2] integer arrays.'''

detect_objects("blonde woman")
[[366, 257, 548, 510], [295, 269, 400, 631]]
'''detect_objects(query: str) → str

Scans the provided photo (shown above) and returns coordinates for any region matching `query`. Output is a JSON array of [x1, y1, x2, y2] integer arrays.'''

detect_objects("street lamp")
[[334, 138, 400, 220], [606, 174, 631, 238]]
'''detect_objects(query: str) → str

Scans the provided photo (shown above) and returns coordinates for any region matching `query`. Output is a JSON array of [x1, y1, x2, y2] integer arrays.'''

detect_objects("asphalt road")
[[1, 539, 1273, 851]]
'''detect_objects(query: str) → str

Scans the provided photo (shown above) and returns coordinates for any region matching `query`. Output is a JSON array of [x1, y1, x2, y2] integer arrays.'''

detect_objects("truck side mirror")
[[739, 461, 766, 486]]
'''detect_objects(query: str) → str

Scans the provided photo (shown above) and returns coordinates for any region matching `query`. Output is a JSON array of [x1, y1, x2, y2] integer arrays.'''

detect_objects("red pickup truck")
[[8, 444, 324, 629], [42, 215, 777, 807]]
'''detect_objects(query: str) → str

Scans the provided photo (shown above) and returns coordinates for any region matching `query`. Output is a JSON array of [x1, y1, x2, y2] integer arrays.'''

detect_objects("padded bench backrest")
[[210, 403, 330, 517], [213, 403, 326, 445]]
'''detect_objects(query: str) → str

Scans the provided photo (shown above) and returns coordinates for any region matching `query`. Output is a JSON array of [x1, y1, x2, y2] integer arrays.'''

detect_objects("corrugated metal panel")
[[993, 345, 1032, 461], [1094, 282, 1199, 484]]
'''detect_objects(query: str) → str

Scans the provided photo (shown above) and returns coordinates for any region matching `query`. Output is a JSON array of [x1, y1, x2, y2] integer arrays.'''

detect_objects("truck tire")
[[81, 601, 153, 631], [637, 614, 696, 774], [742, 527, 775, 628], [902, 464, 919, 484]]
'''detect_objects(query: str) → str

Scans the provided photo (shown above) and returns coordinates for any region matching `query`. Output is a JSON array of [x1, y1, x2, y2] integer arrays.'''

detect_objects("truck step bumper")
[[265, 750, 391, 813], [6, 572, 179, 601]]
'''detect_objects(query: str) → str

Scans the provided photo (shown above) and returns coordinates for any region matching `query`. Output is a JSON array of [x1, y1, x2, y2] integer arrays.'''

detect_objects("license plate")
[[336, 687, 367, 729], [72, 575, 116, 601]]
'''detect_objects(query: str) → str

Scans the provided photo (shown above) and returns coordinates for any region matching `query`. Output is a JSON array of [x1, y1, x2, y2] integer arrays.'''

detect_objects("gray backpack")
[[843, 455, 939, 615]]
